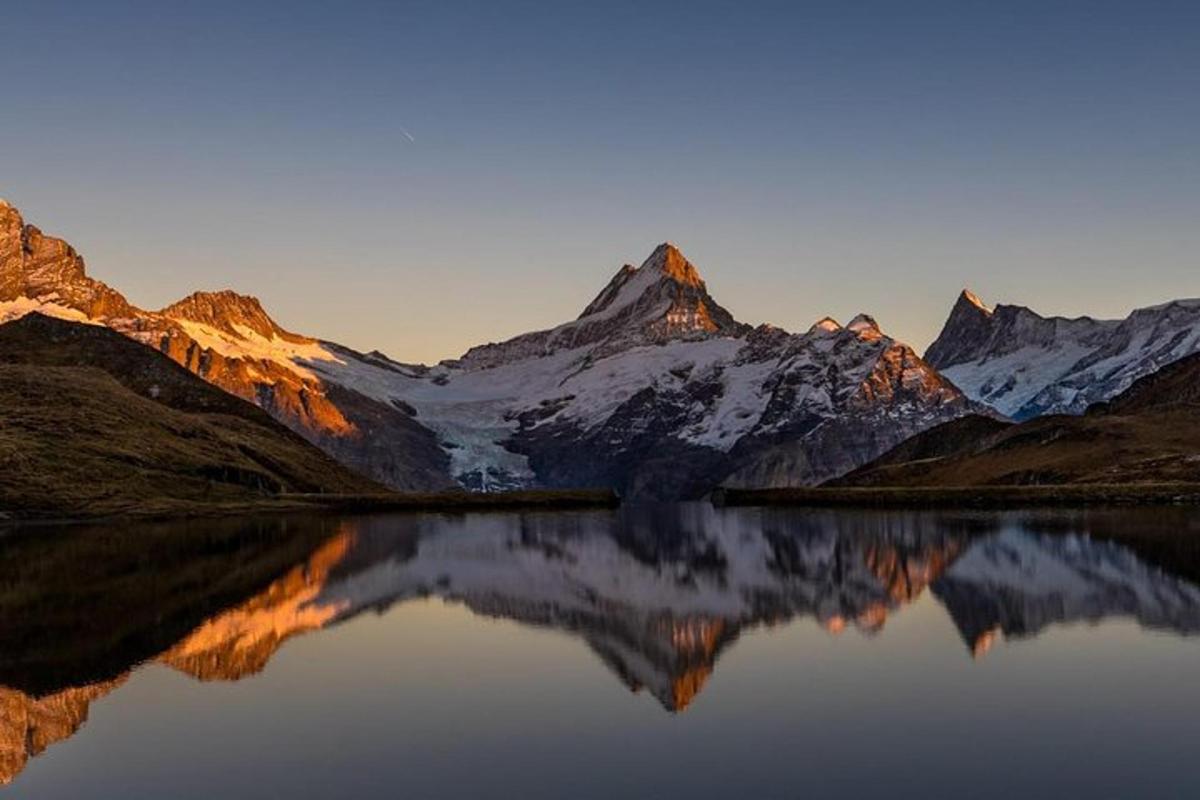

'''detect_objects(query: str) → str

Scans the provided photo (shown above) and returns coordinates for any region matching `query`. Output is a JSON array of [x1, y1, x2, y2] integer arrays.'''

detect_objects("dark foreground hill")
[[0, 314, 382, 518], [831, 352, 1200, 489]]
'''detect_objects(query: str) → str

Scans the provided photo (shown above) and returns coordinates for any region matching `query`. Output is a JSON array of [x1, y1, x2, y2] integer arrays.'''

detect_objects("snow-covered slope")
[[926, 290, 1200, 419]]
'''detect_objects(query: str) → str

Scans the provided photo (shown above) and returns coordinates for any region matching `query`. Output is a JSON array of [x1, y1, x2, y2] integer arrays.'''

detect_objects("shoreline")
[[711, 484, 1200, 509], [0, 488, 621, 528]]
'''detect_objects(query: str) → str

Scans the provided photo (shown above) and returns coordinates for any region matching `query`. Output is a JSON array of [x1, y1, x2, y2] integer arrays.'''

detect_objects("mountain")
[[834, 352, 1200, 488], [925, 289, 1200, 419], [0, 200, 453, 491], [0, 200, 977, 497], [0, 313, 380, 517], [314, 246, 978, 496]]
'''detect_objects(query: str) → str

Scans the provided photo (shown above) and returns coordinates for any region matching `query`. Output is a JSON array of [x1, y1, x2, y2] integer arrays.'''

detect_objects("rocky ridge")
[[925, 289, 1200, 419]]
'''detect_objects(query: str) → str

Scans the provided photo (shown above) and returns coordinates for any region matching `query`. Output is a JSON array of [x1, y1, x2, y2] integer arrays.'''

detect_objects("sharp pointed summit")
[[577, 242, 745, 338], [958, 288, 992, 314], [924, 289, 1004, 369], [463, 243, 749, 371], [641, 242, 705, 287], [578, 242, 711, 320]]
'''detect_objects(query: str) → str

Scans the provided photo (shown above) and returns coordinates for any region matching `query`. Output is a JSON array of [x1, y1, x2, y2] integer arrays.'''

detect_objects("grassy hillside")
[[0, 313, 381, 518], [831, 353, 1200, 489]]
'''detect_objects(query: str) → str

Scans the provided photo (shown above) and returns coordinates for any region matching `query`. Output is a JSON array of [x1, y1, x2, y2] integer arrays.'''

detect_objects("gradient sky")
[[3, 0, 1198, 362]]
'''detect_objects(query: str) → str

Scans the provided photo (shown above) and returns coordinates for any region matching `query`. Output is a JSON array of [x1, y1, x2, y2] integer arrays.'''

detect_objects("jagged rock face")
[[0, 202, 135, 320], [162, 290, 306, 342], [0, 201, 453, 491], [834, 350, 1200, 488], [510, 324, 974, 496], [709, 324, 975, 490], [925, 289, 1200, 419]]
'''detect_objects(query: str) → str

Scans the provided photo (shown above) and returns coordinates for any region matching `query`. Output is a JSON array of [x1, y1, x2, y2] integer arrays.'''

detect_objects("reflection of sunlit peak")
[[823, 615, 847, 635], [0, 678, 128, 785], [972, 628, 1001, 660], [856, 603, 889, 634], [158, 530, 355, 681], [667, 617, 725, 657], [671, 666, 714, 712], [866, 542, 962, 604]]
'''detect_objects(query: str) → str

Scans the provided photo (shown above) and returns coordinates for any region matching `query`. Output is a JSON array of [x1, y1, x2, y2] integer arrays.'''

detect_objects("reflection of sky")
[[13, 596, 1200, 800], [4, 1, 1200, 363]]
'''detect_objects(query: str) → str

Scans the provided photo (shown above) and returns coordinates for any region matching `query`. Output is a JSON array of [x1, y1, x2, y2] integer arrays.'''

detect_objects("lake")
[[3, 504, 1200, 798]]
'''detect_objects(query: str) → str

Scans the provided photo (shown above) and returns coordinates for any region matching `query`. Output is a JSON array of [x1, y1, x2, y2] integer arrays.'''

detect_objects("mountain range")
[[925, 288, 1200, 419], [2, 197, 1198, 498]]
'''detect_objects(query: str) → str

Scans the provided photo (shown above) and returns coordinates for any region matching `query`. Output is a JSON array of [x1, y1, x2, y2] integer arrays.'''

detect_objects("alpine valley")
[[3, 197, 1199, 499]]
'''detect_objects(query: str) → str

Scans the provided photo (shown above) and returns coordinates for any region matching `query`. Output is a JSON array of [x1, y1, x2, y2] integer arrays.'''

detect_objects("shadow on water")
[[2, 504, 1200, 784]]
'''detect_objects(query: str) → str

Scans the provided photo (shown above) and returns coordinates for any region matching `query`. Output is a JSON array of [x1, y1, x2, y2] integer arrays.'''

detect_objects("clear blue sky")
[[3, 0, 1198, 362]]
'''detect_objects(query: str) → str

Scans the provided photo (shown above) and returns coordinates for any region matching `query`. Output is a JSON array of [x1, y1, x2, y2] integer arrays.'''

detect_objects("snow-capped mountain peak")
[[641, 241, 705, 286], [960, 288, 992, 314], [808, 316, 842, 335], [575, 242, 733, 330], [927, 290, 1200, 419], [847, 313, 882, 339], [453, 243, 750, 372], [579, 243, 703, 318]]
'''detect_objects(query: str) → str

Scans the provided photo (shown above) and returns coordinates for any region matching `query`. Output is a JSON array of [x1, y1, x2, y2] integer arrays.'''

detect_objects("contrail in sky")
[[400, 126, 416, 143]]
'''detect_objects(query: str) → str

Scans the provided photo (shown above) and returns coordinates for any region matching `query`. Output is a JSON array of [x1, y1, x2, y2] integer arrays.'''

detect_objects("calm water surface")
[[3, 504, 1200, 798]]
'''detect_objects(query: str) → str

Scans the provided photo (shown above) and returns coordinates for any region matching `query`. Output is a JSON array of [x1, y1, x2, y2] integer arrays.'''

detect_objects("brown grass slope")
[[0, 313, 381, 517], [832, 352, 1200, 488]]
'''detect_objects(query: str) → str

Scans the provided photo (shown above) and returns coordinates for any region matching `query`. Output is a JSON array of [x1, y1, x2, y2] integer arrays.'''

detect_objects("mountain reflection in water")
[[2, 504, 1200, 785]]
